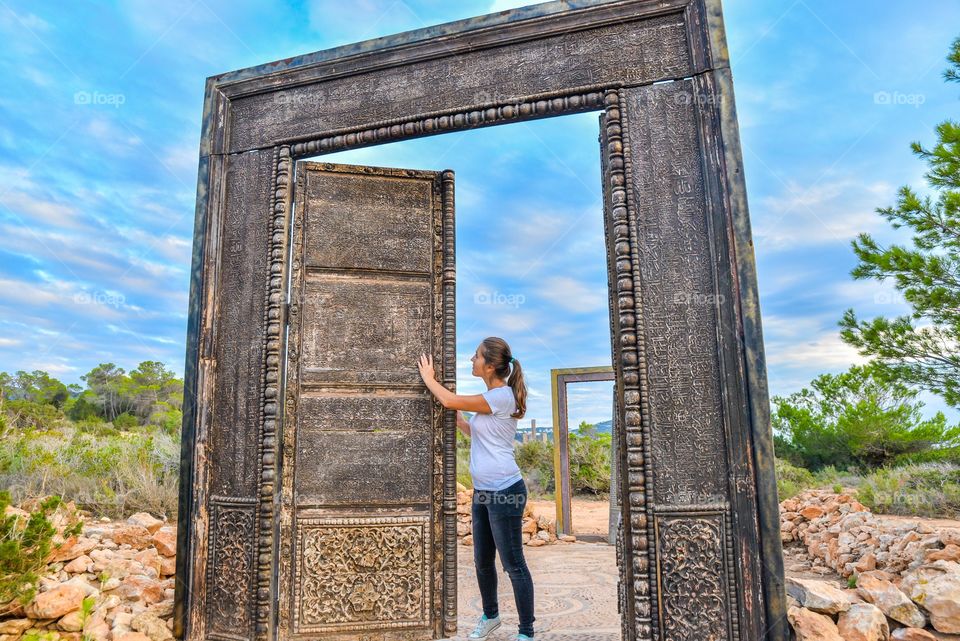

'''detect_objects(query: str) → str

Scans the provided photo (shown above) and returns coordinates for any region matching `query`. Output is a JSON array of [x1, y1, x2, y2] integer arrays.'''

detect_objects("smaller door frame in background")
[[550, 365, 616, 537]]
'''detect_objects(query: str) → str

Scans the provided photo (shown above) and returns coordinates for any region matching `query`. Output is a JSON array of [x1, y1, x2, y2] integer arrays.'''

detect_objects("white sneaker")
[[468, 613, 501, 638]]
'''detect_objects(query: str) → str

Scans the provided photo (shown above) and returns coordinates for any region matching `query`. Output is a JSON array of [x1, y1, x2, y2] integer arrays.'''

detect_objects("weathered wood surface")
[[176, 1, 788, 640], [275, 163, 457, 640]]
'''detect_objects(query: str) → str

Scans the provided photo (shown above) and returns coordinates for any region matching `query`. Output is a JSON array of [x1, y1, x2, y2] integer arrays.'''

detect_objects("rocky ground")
[[781, 489, 960, 640], [0, 503, 175, 641], [3, 488, 960, 640]]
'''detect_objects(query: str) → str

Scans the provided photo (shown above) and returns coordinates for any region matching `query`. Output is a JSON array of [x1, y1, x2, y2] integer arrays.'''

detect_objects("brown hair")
[[480, 336, 527, 419]]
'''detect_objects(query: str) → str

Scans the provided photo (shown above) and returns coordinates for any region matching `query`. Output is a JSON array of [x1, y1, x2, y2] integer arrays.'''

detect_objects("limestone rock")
[[126, 513, 165, 534], [63, 554, 92, 574], [57, 610, 83, 632], [836, 603, 889, 641], [151, 527, 177, 557], [902, 561, 960, 633], [48, 537, 98, 564], [521, 518, 538, 535], [786, 577, 851, 614], [856, 573, 926, 628], [25, 584, 86, 620], [131, 612, 173, 641], [112, 525, 153, 550], [787, 605, 843, 641], [925, 544, 960, 563], [890, 628, 936, 640], [0, 619, 34, 635], [801, 506, 826, 520]]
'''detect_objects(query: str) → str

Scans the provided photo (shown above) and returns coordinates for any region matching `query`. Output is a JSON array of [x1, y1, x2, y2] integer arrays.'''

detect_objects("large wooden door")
[[277, 162, 457, 640]]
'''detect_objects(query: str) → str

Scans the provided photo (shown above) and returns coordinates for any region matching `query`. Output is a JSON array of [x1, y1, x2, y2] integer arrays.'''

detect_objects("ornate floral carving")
[[293, 517, 430, 632], [207, 499, 256, 640], [657, 515, 731, 641]]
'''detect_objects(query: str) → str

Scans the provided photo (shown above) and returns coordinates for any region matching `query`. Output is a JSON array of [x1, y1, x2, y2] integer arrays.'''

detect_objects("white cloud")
[[753, 178, 894, 249], [761, 313, 869, 370], [84, 118, 142, 156], [539, 275, 606, 313]]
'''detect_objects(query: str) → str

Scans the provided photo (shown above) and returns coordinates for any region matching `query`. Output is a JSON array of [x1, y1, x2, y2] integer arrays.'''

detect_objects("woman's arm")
[[456, 410, 471, 437], [417, 353, 492, 413]]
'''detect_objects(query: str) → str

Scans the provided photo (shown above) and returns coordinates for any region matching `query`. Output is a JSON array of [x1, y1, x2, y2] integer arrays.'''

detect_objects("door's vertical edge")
[[549, 370, 563, 533], [277, 161, 306, 641], [440, 169, 458, 638], [691, 69, 756, 641], [557, 380, 571, 535], [598, 108, 628, 608], [177, 145, 224, 641], [703, 65, 789, 641], [603, 88, 648, 641]]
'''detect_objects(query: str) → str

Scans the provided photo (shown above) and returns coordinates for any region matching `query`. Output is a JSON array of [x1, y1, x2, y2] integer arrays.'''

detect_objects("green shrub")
[[567, 424, 611, 495], [857, 462, 960, 518], [772, 363, 960, 471], [4, 400, 64, 431], [0, 491, 82, 616], [76, 421, 119, 438], [112, 412, 139, 430], [515, 438, 554, 495], [148, 406, 182, 436], [775, 458, 816, 500], [456, 430, 472, 489]]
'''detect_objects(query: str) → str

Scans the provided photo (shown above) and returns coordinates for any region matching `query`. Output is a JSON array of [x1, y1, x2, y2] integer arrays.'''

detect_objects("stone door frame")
[[174, 1, 789, 640]]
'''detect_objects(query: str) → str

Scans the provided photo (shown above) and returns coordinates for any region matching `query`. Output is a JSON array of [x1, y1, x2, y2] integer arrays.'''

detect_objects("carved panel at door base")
[[655, 511, 734, 641], [293, 515, 431, 634], [206, 497, 256, 641]]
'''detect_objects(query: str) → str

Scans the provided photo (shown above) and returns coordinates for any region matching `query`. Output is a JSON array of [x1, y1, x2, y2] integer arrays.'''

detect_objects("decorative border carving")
[[289, 88, 607, 157], [291, 515, 431, 633], [252, 145, 291, 638], [439, 168, 458, 636], [603, 88, 653, 641], [206, 497, 257, 641], [654, 509, 737, 641]]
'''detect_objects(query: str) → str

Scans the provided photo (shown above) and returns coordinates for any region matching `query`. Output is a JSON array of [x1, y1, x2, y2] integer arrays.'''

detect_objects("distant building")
[[515, 418, 554, 443]]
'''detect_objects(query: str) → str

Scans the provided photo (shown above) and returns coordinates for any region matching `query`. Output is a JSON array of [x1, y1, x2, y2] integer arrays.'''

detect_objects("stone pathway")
[[447, 541, 620, 640]]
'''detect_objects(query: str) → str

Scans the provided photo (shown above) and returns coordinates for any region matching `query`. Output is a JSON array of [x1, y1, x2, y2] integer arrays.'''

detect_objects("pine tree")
[[839, 36, 960, 407]]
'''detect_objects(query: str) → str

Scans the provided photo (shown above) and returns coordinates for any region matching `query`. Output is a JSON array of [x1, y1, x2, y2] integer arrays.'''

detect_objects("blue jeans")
[[472, 477, 536, 637]]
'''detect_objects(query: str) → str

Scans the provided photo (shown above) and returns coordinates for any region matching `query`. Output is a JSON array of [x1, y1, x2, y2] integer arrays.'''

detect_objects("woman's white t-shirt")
[[469, 385, 523, 491]]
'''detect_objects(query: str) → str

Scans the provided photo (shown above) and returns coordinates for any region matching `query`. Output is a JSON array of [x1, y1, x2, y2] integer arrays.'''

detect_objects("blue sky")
[[0, 1, 958, 430]]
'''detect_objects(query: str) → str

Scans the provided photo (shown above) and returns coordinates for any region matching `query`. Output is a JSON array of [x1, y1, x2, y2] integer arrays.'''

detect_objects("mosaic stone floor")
[[445, 541, 621, 640]]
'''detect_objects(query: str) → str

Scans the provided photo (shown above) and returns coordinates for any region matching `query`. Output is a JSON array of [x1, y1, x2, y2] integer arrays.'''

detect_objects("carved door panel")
[[277, 162, 457, 641]]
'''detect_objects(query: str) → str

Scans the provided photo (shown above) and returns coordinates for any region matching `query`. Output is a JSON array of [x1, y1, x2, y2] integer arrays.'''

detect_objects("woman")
[[416, 336, 536, 640]]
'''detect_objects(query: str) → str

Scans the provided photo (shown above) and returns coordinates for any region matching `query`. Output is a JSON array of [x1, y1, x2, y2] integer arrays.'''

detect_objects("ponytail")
[[507, 358, 527, 419]]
